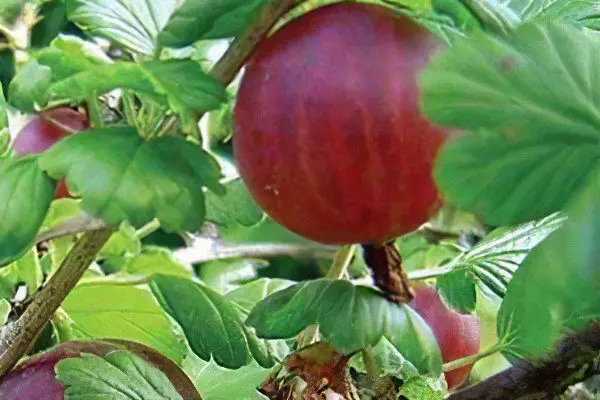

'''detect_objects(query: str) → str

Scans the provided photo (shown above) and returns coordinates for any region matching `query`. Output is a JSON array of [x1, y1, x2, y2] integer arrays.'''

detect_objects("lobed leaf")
[[437, 212, 565, 310], [56, 351, 185, 400], [38, 126, 223, 232], [205, 178, 264, 228], [246, 279, 443, 375], [158, 0, 268, 48]]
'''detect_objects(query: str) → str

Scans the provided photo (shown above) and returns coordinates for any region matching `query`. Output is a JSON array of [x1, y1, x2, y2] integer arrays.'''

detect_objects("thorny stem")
[[0, 228, 113, 376]]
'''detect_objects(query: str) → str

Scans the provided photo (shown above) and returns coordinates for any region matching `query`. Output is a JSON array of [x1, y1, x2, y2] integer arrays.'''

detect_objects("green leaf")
[[141, 60, 228, 117], [350, 336, 420, 380], [469, 0, 600, 30], [31, 0, 70, 48], [149, 274, 276, 369], [400, 375, 446, 400], [99, 222, 141, 273], [422, 22, 600, 224], [41, 199, 82, 230], [470, 284, 510, 380], [498, 171, 600, 360], [441, 213, 566, 299], [0, 157, 56, 266], [198, 258, 264, 294], [535, 1, 600, 30], [56, 351, 185, 400], [62, 284, 186, 363], [435, 133, 597, 226], [0, 85, 7, 130], [66, 0, 178, 55], [124, 246, 192, 278], [206, 178, 265, 228], [0, 85, 11, 160], [37, 34, 112, 80], [0, 0, 22, 25], [158, 0, 267, 48], [14, 36, 225, 116], [422, 22, 600, 139], [436, 269, 476, 313], [0, 50, 14, 95], [0, 248, 44, 297], [9, 35, 108, 111], [8, 59, 51, 112], [46, 59, 226, 117], [0, 299, 10, 324], [183, 352, 270, 400], [226, 278, 295, 312], [247, 279, 443, 375], [38, 126, 223, 232], [402, 0, 479, 44]]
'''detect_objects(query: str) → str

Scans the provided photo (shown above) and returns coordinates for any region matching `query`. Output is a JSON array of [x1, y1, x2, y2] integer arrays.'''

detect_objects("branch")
[[448, 322, 600, 400], [209, 0, 302, 86], [0, 228, 113, 376]]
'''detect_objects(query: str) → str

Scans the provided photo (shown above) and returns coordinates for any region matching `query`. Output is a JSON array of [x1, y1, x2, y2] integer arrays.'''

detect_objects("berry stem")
[[362, 242, 414, 303]]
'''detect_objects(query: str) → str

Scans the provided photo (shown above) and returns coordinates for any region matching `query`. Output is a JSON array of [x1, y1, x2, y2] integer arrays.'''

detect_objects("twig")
[[208, 0, 301, 87], [442, 343, 504, 373], [134, 218, 161, 240], [448, 322, 600, 400], [325, 245, 356, 279], [0, 228, 113, 376], [36, 213, 107, 244], [174, 241, 337, 264]]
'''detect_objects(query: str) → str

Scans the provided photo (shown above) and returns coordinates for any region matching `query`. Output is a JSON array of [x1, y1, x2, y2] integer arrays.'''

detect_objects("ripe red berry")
[[409, 285, 480, 390], [0, 340, 200, 400], [13, 107, 89, 199], [234, 3, 446, 245]]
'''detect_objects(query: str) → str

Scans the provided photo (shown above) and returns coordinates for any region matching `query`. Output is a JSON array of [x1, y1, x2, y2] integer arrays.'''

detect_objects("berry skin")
[[234, 3, 446, 245], [13, 107, 89, 198], [410, 285, 481, 390]]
